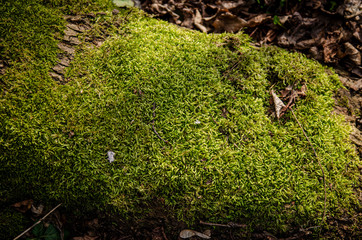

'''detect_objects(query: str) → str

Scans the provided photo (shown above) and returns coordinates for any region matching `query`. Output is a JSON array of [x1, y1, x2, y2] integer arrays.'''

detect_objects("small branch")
[[210, 114, 218, 125], [161, 226, 169, 240], [152, 103, 171, 147], [290, 108, 327, 221], [223, 59, 242, 78], [119, 236, 132, 240], [249, 27, 259, 38], [14, 203, 62, 240], [200, 220, 246, 228]]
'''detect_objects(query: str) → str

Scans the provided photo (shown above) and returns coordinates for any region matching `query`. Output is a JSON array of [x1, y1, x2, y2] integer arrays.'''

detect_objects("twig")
[[249, 27, 259, 38], [281, 226, 320, 240], [53, 212, 64, 240], [14, 203, 62, 240], [223, 59, 242, 78], [119, 236, 132, 240], [152, 103, 171, 147], [161, 226, 169, 240], [263, 231, 278, 240], [210, 114, 218, 125], [290, 108, 327, 221], [200, 220, 246, 228], [229, 229, 235, 240]]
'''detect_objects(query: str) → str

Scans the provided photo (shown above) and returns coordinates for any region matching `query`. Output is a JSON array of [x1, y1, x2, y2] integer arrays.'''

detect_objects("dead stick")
[[200, 220, 246, 228], [152, 103, 171, 147], [161, 226, 169, 240], [290, 108, 327, 221], [210, 114, 218, 125], [200, 221, 229, 227], [223, 60, 241, 78], [14, 203, 62, 240]]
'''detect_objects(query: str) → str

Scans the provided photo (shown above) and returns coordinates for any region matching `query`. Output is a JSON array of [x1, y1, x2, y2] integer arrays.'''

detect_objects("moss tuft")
[[0, 208, 29, 239]]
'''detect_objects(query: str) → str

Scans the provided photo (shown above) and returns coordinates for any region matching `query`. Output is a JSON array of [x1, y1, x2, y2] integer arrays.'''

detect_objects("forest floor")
[[1, 1, 362, 240]]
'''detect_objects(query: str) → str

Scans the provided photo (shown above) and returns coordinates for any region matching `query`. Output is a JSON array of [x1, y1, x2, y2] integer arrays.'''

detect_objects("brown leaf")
[[180, 229, 211, 239], [181, 8, 194, 29], [278, 32, 296, 47], [12, 199, 33, 213], [296, 39, 317, 50], [150, 3, 167, 15], [309, 46, 323, 61], [194, 9, 207, 33], [262, 29, 277, 44], [298, 84, 307, 96], [323, 41, 339, 63], [344, 42, 361, 66], [280, 89, 291, 98], [353, 27, 362, 42], [212, 12, 247, 33], [352, 67, 362, 78], [245, 14, 272, 28], [219, 0, 248, 10], [31, 204, 44, 215]]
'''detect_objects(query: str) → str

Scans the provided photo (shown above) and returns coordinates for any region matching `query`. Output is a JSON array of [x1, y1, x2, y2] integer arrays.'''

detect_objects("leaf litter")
[[140, 0, 361, 77]]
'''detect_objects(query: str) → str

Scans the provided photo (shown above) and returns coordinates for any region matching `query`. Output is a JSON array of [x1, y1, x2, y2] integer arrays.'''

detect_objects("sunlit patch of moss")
[[0, 2, 360, 234]]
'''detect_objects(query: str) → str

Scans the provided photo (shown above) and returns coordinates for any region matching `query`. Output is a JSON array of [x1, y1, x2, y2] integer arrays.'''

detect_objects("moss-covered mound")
[[0, 0, 360, 233]]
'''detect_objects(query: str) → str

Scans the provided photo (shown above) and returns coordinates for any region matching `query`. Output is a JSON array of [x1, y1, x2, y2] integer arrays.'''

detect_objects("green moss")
[[0, 1, 360, 234], [0, 208, 29, 239]]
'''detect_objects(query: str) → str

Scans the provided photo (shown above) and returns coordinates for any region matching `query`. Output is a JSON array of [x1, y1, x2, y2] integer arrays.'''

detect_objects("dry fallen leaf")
[[180, 229, 211, 239], [203, 229, 211, 237], [31, 204, 44, 215], [212, 12, 247, 33], [344, 42, 361, 66], [12, 199, 33, 213], [245, 14, 271, 28], [271, 90, 286, 119], [298, 84, 307, 96], [194, 9, 207, 33]]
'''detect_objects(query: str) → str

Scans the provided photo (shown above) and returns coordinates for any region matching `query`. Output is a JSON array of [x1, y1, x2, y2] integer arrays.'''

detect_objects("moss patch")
[[0, 207, 29, 239], [0, 1, 360, 234]]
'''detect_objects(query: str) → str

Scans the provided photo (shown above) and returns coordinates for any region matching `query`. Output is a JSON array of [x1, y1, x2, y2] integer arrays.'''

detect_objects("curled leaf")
[[194, 9, 207, 33], [271, 90, 286, 119], [180, 229, 211, 239]]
